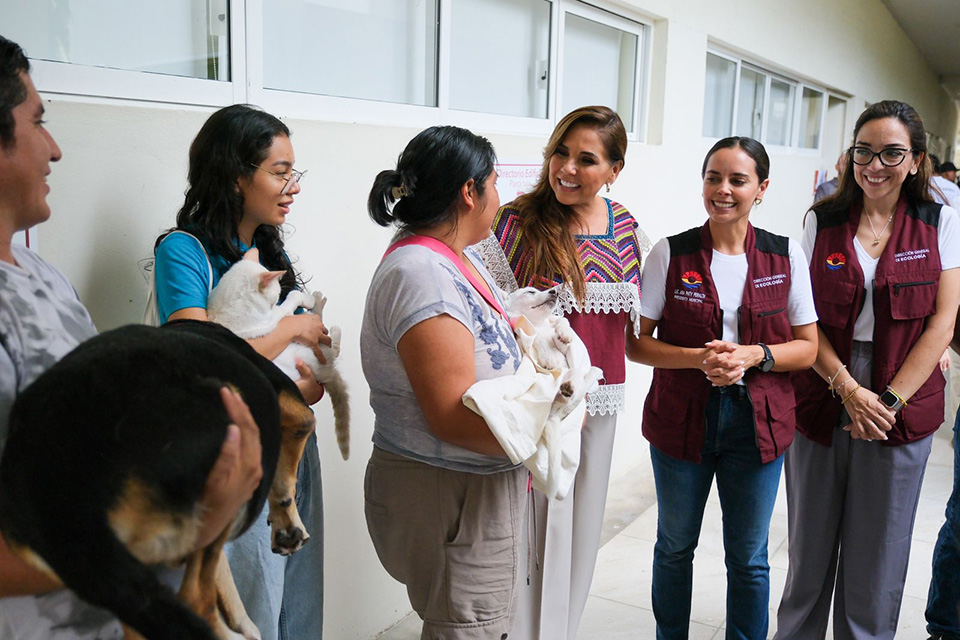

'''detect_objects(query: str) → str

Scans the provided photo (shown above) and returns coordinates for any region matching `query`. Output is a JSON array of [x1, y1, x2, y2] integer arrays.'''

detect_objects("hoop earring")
[[754, 198, 763, 207]]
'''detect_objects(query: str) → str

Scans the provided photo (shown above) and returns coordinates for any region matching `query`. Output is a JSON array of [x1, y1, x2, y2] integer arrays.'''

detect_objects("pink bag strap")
[[383, 235, 514, 327]]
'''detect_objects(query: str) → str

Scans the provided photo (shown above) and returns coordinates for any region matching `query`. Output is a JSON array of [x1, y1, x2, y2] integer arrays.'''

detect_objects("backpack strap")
[[140, 231, 213, 326]]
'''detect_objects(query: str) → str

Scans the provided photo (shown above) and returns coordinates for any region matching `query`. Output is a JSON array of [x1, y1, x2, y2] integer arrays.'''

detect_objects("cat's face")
[[505, 286, 559, 326]]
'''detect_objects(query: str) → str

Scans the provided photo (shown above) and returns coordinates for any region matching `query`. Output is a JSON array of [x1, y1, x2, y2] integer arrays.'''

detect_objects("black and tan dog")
[[0, 320, 317, 640]]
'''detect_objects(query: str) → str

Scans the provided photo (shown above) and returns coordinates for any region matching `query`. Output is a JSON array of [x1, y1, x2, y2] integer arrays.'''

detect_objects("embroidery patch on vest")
[[826, 252, 846, 270], [753, 274, 786, 289], [894, 248, 930, 262], [681, 271, 703, 289]]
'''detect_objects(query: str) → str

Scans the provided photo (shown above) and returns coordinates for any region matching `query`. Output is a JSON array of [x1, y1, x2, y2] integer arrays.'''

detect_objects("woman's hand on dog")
[[295, 358, 326, 405], [195, 387, 265, 548], [282, 314, 331, 364]]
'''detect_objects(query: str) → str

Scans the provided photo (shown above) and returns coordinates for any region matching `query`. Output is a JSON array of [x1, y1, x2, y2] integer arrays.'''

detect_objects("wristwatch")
[[879, 387, 905, 412], [756, 343, 775, 373]]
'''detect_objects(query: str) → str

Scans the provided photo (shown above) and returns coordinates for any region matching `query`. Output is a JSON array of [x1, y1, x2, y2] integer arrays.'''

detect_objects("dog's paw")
[[272, 527, 311, 556]]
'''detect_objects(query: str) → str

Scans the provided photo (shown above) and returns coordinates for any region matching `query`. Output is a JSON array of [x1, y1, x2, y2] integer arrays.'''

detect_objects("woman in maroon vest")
[[777, 101, 960, 640], [627, 137, 818, 639]]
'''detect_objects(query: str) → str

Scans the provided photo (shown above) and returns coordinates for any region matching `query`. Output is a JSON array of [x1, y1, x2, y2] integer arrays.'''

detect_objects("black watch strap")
[[757, 343, 775, 373]]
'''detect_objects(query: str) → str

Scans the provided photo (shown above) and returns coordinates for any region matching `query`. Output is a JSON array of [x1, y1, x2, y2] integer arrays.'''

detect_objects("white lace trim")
[[473, 234, 520, 292], [586, 383, 625, 416]]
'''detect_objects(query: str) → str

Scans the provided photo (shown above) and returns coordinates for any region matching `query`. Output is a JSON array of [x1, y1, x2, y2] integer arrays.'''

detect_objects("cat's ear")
[[243, 247, 260, 262], [258, 270, 286, 292]]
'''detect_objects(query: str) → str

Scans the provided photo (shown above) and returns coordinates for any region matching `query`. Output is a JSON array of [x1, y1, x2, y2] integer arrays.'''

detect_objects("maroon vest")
[[793, 197, 944, 446], [642, 223, 797, 463]]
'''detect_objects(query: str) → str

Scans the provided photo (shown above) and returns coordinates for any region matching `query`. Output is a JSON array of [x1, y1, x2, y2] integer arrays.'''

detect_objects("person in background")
[[814, 152, 847, 203], [153, 104, 326, 640], [931, 155, 960, 210], [362, 125, 526, 640], [0, 35, 261, 640], [778, 100, 960, 640], [627, 136, 818, 640]]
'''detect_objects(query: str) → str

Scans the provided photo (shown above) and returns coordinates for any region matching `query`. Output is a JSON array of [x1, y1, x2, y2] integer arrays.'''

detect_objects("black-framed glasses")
[[248, 163, 307, 195], [849, 146, 916, 168]]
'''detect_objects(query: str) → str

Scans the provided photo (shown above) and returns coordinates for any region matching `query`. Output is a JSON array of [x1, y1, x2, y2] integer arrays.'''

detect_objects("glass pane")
[[562, 13, 639, 131], [799, 87, 824, 149], [702, 53, 736, 138], [2, 0, 229, 81], [264, 0, 439, 107], [736, 68, 765, 139], [450, 0, 550, 118], [766, 79, 796, 146]]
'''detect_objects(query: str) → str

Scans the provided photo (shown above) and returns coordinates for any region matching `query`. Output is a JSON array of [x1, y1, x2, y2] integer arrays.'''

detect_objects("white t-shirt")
[[801, 204, 960, 340], [641, 234, 819, 343]]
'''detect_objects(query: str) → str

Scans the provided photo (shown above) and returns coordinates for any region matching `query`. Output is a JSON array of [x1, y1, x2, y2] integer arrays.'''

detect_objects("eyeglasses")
[[849, 147, 917, 168], [248, 163, 306, 195]]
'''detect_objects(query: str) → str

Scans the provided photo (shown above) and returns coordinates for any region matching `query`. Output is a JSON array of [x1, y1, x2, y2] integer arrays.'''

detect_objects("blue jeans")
[[650, 386, 783, 640], [927, 413, 960, 640], [226, 432, 324, 640]]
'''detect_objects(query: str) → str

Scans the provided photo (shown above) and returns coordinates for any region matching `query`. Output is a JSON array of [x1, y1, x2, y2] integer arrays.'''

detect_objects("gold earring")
[[754, 198, 763, 206]]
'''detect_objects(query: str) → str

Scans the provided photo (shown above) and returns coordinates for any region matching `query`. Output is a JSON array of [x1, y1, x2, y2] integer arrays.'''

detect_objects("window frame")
[[20, 0, 650, 140], [703, 47, 836, 155]]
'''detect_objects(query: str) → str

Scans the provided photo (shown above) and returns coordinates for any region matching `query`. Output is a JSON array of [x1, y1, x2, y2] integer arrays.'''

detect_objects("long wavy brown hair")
[[511, 106, 627, 303]]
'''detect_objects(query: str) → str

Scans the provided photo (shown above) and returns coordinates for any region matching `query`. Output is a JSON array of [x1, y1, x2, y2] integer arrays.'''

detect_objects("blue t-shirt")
[[154, 232, 252, 323]]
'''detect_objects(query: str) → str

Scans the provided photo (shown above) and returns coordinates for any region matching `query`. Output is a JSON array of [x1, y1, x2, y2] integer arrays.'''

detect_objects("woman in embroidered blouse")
[[361, 126, 526, 640], [152, 104, 327, 640], [626, 136, 818, 640], [777, 101, 960, 640], [477, 105, 645, 640]]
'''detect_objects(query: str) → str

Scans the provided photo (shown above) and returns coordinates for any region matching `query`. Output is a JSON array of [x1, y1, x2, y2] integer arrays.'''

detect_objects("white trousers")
[[511, 412, 618, 640]]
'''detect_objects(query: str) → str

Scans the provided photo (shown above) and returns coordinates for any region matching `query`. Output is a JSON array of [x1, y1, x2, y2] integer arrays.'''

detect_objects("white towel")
[[463, 315, 602, 500]]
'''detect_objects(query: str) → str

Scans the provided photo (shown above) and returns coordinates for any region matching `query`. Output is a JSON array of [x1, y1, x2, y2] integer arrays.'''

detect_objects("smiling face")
[[852, 117, 921, 206], [548, 124, 622, 215], [236, 134, 299, 242], [0, 72, 62, 234], [701, 146, 768, 228]]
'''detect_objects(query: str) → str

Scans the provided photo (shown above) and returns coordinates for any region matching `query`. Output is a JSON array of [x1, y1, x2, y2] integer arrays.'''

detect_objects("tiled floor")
[[376, 423, 955, 639]]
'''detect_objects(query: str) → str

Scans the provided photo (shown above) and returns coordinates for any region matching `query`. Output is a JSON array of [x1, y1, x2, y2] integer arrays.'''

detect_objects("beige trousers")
[[364, 447, 527, 640]]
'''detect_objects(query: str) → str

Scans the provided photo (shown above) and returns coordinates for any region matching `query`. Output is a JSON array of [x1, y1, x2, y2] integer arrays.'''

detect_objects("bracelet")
[[888, 386, 908, 407], [832, 378, 851, 398], [827, 364, 848, 391], [841, 384, 862, 405]]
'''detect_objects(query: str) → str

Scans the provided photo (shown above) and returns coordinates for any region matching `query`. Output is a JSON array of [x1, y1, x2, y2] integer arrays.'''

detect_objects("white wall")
[[24, 0, 960, 637]]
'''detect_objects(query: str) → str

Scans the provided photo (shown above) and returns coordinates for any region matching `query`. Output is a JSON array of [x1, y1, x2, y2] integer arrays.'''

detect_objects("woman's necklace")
[[865, 212, 894, 246]]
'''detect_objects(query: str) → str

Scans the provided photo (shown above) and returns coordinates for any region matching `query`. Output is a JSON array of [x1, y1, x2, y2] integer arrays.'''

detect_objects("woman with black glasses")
[[777, 100, 960, 640], [153, 104, 327, 640]]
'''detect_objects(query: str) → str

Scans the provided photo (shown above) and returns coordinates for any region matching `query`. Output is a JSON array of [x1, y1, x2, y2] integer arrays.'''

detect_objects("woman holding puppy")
[[626, 136, 818, 639], [153, 104, 326, 640], [361, 125, 526, 639], [476, 105, 645, 640]]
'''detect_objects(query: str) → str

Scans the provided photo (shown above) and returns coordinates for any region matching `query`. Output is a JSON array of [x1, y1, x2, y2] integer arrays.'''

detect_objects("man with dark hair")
[[0, 35, 263, 638], [931, 154, 960, 210]]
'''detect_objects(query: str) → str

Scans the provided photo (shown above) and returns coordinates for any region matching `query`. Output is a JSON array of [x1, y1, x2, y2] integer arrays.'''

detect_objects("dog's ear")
[[258, 270, 285, 292]]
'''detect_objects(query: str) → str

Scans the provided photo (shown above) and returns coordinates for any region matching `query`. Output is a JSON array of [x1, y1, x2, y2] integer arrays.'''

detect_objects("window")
[[263, 0, 439, 106], [799, 88, 825, 149], [560, 7, 643, 132], [8, 0, 650, 137], [2, 0, 229, 81], [702, 49, 832, 152], [449, 0, 551, 118], [703, 53, 736, 139]]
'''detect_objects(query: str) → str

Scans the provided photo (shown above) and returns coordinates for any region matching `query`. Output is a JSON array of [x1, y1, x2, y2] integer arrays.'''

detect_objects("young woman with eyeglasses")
[[153, 103, 327, 640], [626, 136, 818, 639], [776, 100, 960, 640]]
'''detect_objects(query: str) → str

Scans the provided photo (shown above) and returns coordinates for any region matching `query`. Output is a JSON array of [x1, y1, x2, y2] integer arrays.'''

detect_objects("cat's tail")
[[325, 376, 351, 460]]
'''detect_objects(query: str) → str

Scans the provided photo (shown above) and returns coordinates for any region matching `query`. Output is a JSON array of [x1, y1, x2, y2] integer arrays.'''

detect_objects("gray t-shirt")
[[0, 246, 120, 640], [361, 244, 522, 473]]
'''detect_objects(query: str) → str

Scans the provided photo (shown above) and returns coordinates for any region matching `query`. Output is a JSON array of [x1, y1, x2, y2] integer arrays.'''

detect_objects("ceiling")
[[881, 0, 960, 90]]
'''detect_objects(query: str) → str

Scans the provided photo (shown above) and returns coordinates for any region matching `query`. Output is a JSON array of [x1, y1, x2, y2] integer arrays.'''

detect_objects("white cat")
[[207, 248, 350, 460]]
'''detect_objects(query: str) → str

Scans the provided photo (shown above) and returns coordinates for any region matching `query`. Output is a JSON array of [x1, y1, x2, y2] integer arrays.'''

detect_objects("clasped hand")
[[841, 386, 895, 441], [700, 340, 762, 386]]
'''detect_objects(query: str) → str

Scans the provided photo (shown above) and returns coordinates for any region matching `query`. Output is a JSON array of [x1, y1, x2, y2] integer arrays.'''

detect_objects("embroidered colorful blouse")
[[475, 198, 647, 416]]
